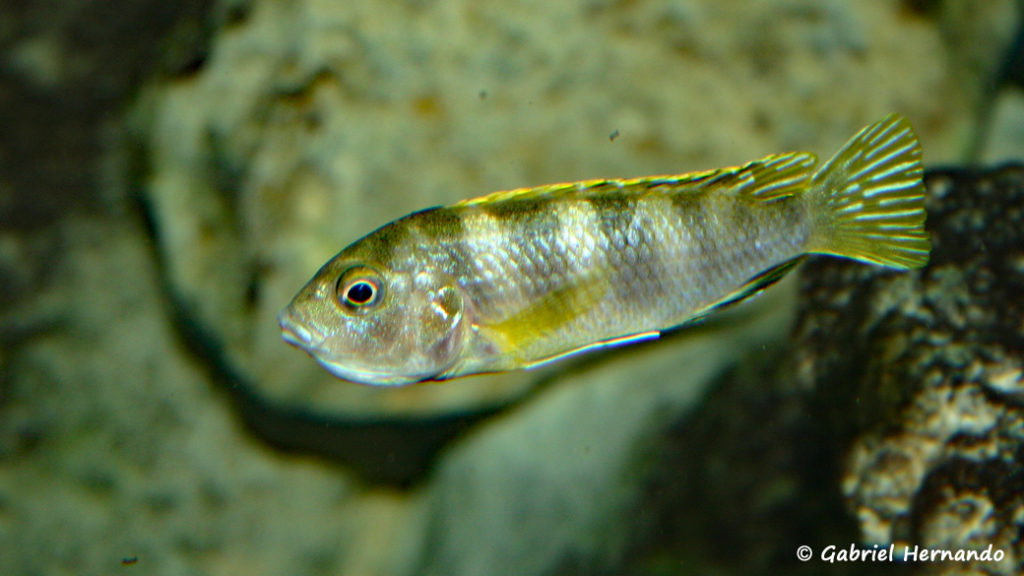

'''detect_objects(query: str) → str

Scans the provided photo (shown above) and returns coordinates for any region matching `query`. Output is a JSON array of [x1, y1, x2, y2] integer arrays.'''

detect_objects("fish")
[[279, 114, 930, 386]]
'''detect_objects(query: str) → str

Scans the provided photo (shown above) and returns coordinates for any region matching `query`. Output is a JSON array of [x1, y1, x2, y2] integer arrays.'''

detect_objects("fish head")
[[278, 246, 469, 386]]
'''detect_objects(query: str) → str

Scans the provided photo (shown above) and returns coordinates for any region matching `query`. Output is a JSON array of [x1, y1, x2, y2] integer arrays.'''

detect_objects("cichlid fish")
[[279, 114, 930, 386]]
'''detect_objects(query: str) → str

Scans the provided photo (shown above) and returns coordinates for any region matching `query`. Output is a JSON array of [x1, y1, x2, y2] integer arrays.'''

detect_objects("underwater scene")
[[1, 0, 1023, 574]]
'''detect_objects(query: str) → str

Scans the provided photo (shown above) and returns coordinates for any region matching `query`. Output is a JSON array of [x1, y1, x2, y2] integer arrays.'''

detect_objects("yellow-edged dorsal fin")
[[729, 152, 818, 201], [454, 152, 817, 208]]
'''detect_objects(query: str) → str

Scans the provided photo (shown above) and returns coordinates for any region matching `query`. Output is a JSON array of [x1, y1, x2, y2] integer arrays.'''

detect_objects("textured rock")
[[626, 165, 1024, 576], [801, 165, 1024, 573], [0, 218, 401, 576]]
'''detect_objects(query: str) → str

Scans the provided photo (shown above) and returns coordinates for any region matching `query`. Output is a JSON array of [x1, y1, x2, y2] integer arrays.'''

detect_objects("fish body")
[[280, 114, 930, 385]]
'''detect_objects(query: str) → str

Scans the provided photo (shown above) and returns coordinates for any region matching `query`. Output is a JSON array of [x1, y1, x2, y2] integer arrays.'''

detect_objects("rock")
[[812, 165, 1024, 572], [625, 165, 1024, 575], [0, 218, 383, 576]]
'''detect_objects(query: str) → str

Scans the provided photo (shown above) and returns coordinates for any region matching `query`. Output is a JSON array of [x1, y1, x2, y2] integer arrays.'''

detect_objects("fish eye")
[[346, 281, 375, 305], [336, 267, 384, 311]]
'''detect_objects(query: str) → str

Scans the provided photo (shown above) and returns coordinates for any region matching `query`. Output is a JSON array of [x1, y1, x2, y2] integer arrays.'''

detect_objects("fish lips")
[[278, 308, 324, 351]]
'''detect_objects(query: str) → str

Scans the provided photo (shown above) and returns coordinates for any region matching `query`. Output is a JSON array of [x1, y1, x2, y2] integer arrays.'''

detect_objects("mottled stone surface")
[[626, 165, 1024, 576], [799, 165, 1024, 573], [0, 218, 394, 576]]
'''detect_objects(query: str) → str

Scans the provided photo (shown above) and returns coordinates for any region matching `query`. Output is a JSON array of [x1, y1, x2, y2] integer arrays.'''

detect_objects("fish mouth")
[[278, 308, 322, 350], [278, 309, 420, 386], [277, 307, 439, 386]]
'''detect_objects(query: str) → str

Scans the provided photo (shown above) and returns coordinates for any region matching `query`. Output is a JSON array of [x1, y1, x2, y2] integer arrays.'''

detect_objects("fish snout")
[[278, 308, 319, 349]]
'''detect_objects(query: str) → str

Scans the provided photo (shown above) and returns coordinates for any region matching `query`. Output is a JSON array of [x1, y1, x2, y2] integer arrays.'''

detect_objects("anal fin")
[[522, 331, 661, 371], [679, 256, 806, 328]]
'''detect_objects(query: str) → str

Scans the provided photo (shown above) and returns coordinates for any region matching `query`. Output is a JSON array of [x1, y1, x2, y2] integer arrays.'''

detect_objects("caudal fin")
[[806, 114, 930, 269]]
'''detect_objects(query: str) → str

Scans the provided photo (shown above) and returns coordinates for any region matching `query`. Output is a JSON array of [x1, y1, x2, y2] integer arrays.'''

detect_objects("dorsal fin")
[[730, 152, 818, 201], [453, 152, 818, 208]]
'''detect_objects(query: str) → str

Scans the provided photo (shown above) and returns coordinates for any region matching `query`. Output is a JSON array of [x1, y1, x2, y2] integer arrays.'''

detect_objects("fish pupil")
[[346, 281, 375, 305]]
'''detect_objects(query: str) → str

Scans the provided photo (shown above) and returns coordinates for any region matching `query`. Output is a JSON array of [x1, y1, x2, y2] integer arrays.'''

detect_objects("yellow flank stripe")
[[477, 200, 613, 364], [482, 282, 598, 363]]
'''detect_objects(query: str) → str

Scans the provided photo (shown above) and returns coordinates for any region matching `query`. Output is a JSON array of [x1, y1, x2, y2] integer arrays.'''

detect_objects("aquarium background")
[[1, 1, 1022, 575]]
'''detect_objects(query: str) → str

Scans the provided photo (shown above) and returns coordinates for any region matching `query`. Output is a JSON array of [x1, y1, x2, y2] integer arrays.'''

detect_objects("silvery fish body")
[[279, 114, 930, 385]]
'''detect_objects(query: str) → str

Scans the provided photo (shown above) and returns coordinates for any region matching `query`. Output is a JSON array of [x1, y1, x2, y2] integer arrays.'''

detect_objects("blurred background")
[[1, 1, 1022, 574]]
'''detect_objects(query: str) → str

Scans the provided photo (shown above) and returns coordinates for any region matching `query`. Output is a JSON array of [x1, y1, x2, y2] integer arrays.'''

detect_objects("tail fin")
[[806, 114, 930, 269]]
